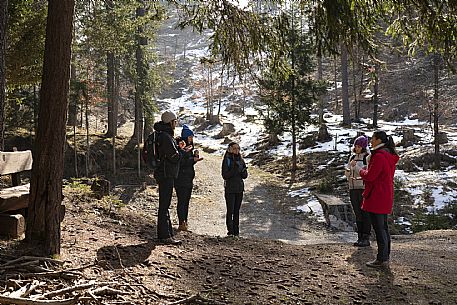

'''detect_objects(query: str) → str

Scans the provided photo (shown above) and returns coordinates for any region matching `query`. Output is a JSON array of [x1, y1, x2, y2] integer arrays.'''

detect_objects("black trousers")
[[175, 185, 192, 223], [157, 177, 174, 239], [350, 189, 371, 239], [225, 192, 243, 236], [369, 213, 391, 261]]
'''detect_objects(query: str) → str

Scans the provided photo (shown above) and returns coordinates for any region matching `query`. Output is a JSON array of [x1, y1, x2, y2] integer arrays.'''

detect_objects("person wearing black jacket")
[[221, 142, 248, 237], [153, 111, 181, 245], [174, 125, 203, 232]]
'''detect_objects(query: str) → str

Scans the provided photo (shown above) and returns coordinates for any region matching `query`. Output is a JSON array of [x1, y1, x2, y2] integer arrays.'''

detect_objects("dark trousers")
[[175, 185, 192, 223], [369, 213, 391, 261], [225, 192, 243, 236], [350, 189, 371, 240], [157, 177, 174, 239]]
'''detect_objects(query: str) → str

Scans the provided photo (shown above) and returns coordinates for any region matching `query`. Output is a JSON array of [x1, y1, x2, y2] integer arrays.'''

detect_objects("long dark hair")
[[373, 131, 398, 156], [224, 142, 241, 160]]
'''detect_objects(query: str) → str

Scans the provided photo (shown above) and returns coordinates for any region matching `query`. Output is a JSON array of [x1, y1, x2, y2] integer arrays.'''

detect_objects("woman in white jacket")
[[345, 135, 371, 247]]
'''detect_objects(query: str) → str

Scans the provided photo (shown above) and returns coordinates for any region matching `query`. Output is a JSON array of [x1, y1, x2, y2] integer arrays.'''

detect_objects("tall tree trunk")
[[68, 64, 78, 126], [26, 0, 75, 256], [33, 85, 38, 136], [134, 4, 147, 177], [358, 55, 365, 119], [317, 55, 324, 125], [290, 14, 297, 172], [333, 55, 338, 112], [0, 0, 7, 151], [113, 58, 119, 177], [372, 63, 379, 128], [69, 63, 78, 177], [85, 92, 90, 177], [351, 48, 359, 121], [340, 42, 350, 126], [74, 125, 78, 177], [433, 54, 440, 169], [106, 52, 115, 137], [134, 45, 145, 177], [133, 5, 145, 144]]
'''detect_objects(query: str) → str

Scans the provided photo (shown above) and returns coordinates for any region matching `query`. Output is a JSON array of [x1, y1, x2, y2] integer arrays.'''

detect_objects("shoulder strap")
[[363, 154, 367, 165], [227, 157, 231, 168]]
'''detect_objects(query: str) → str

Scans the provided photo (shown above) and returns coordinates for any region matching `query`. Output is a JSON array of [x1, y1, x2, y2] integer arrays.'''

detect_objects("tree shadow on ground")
[[97, 240, 156, 269], [240, 181, 329, 244]]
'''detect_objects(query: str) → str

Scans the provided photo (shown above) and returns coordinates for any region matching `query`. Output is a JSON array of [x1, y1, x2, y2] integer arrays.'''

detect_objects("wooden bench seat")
[[0, 183, 30, 213], [0, 150, 32, 238], [314, 193, 354, 231]]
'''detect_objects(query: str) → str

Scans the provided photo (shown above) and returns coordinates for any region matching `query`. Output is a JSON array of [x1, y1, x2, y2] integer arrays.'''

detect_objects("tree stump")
[[91, 178, 110, 199], [435, 132, 448, 144], [268, 133, 279, 146], [215, 123, 235, 139], [317, 124, 331, 142], [401, 128, 419, 147]]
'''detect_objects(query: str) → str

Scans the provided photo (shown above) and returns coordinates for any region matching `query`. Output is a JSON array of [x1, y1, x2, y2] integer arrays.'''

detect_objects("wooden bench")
[[314, 193, 354, 231], [0, 150, 33, 238]]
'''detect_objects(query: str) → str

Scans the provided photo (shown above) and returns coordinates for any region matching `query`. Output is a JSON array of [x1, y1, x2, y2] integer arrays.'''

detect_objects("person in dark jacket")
[[174, 125, 203, 231], [221, 142, 248, 237], [352, 130, 399, 268], [153, 111, 181, 245]]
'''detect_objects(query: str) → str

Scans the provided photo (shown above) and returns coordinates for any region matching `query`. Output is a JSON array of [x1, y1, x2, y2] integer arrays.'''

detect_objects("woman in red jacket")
[[351, 130, 399, 268]]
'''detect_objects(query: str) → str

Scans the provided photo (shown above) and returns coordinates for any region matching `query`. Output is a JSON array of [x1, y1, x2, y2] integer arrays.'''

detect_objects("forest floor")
[[1, 151, 457, 305]]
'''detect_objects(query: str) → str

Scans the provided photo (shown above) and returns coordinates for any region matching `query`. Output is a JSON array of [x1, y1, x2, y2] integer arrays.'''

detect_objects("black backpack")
[[142, 131, 161, 169]]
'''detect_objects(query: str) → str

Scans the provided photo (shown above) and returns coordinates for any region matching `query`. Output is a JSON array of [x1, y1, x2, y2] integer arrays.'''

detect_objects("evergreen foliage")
[[258, 9, 326, 136], [6, 0, 46, 86]]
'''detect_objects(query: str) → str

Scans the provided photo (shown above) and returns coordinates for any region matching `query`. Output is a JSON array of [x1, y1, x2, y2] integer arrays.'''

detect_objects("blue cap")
[[181, 124, 194, 139]]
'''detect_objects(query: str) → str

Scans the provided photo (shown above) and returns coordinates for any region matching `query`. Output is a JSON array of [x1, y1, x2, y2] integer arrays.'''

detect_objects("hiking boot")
[[357, 239, 370, 247], [178, 221, 188, 232], [159, 237, 182, 245], [353, 239, 362, 246], [366, 259, 389, 268]]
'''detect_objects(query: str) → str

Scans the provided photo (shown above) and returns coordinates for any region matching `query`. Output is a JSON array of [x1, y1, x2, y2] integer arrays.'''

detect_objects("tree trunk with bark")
[[433, 54, 440, 169], [133, 5, 146, 144], [106, 52, 115, 137], [340, 42, 350, 126], [372, 63, 379, 128], [26, 0, 75, 256], [0, 0, 7, 151], [317, 55, 324, 125]]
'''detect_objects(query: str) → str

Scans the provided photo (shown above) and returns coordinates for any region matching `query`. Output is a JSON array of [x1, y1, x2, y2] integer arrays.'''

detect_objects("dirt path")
[[182, 150, 354, 245]]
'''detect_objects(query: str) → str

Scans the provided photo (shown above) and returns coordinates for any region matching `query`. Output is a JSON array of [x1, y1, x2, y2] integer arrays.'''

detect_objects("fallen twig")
[[167, 294, 198, 305], [0, 256, 64, 268], [0, 260, 40, 270], [0, 295, 77, 305], [36, 282, 95, 299], [91, 286, 128, 296], [15, 270, 81, 280]]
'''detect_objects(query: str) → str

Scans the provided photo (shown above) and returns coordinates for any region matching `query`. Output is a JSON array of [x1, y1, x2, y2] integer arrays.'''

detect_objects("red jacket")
[[359, 148, 399, 214]]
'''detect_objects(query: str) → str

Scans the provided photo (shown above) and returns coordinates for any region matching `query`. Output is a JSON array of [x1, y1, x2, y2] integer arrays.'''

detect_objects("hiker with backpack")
[[222, 142, 248, 237], [345, 135, 371, 247], [153, 111, 182, 245], [174, 125, 203, 232], [351, 131, 399, 268]]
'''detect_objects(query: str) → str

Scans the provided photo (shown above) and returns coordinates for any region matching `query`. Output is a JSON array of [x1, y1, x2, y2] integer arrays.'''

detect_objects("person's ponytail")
[[386, 135, 398, 156], [373, 131, 398, 156]]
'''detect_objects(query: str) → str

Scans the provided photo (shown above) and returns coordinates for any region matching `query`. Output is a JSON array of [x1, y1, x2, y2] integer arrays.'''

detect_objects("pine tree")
[[259, 7, 325, 171]]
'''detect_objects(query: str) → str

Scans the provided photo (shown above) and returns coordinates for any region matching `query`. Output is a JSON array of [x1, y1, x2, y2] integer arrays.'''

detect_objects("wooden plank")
[[0, 151, 33, 175], [0, 214, 25, 238], [314, 193, 349, 206], [0, 184, 30, 213]]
